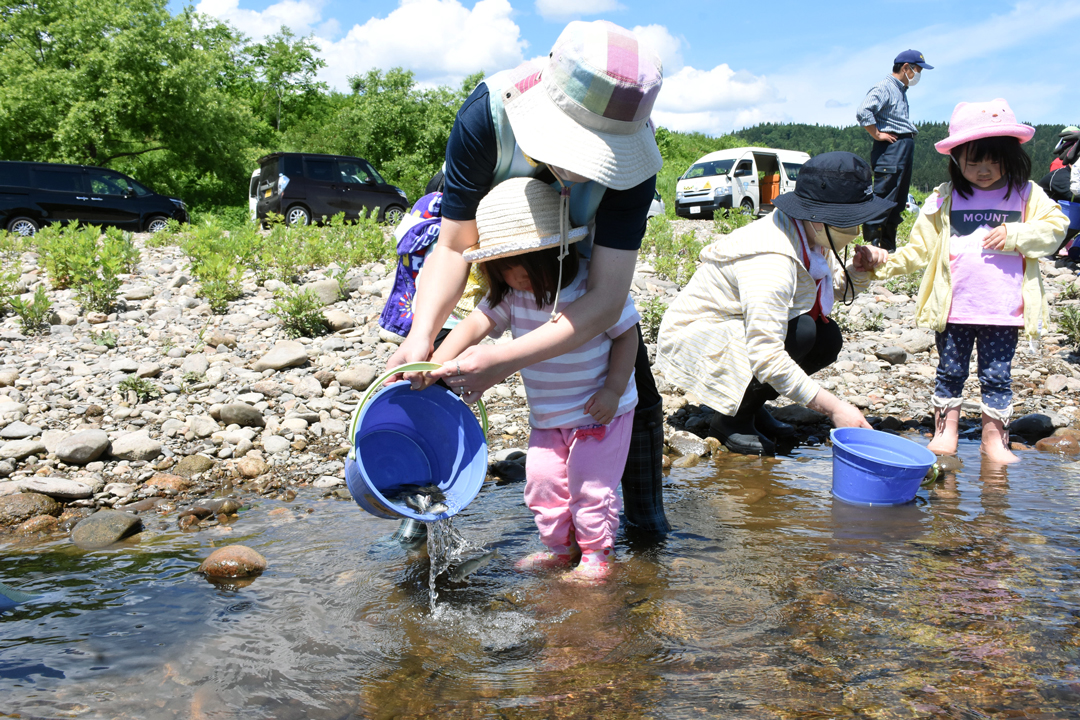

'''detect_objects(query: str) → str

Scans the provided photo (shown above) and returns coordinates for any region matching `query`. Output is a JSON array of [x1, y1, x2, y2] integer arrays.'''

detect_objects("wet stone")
[[17, 515, 59, 535], [667, 430, 709, 457], [198, 545, 267, 578], [0, 493, 61, 526], [71, 510, 143, 549], [145, 472, 194, 493], [1035, 436, 1080, 456]]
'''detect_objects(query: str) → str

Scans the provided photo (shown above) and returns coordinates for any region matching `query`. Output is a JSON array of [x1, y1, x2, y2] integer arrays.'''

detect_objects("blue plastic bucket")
[[1061, 200, 1080, 230], [830, 428, 936, 506], [344, 368, 487, 522]]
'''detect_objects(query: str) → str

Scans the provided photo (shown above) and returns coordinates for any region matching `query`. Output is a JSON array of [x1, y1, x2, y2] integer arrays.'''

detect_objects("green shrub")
[[8, 285, 52, 335], [91, 330, 118, 348], [884, 273, 922, 298], [1060, 283, 1080, 302], [33, 225, 134, 312], [713, 207, 755, 236], [118, 375, 161, 403], [1057, 306, 1080, 347], [0, 265, 17, 317], [271, 286, 329, 338], [639, 295, 668, 343], [640, 217, 702, 285]]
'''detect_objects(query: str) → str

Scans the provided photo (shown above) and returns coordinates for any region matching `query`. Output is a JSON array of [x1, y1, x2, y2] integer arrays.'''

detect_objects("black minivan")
[[255, 153, 409, 226], [0, 161, 188, 236]]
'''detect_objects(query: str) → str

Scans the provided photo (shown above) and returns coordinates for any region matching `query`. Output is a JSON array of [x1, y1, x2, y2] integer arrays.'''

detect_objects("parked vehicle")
[[675, 147, 810, 218], [255, 152, 409, 226], [647, 189, 665, 219], [0, 160, 188, 236], [248, 168, 261, 221]]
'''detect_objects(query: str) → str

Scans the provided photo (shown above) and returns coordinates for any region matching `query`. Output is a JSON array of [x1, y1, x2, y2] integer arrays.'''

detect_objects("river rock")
[[181, 354, 210, 376], [175, 454, 215, 478], [110, 431, 162, 461], [1052, 427, 1080, 441], [293, 376, 323, 399], [252, 341, 309, 372], [237, 456, 269, 478], [145, 472, 194, 493], [314, 475, 343, 488], [219, 403, 266, 428], [136, 362, 161, 378], [874, 346, 911, 365], [772, 405, 828, 425], [56, 429, 110, 465], [0, 421, 41, 440], [898, 330, 935, 355], [71, 510, 143, 549], [251, 380, 283, 397], [0, 370, 17, 387], [0, 493, 61, 526], [672, 453, 701, 468], [0, 439, 47, 461], [1035, 436, 1080, 456], [187, 415, 219, 438], [110, 357, 139, 373], [667, 430, 709, 457], [17, 515, 59, 534], [301, 279, 343, 306], [18, 477, 93, 500], [337, 365, 377, 391], [324, 310, 355, 331], [1045, 374, 1069, 394], [262, 435, 290, 454], [198, 545, 267, 578], [1011, 413, 1055, 441]]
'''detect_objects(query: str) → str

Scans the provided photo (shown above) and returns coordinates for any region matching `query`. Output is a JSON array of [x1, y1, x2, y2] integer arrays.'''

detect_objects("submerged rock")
[[0, 493, 61, 527], [71, 510, 143, 549], [198, 545, 267, 578]]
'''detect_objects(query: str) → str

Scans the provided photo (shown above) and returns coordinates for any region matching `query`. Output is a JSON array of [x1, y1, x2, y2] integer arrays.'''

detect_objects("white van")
[[248, 168, 260, 221], [675, 147, 810, 218]]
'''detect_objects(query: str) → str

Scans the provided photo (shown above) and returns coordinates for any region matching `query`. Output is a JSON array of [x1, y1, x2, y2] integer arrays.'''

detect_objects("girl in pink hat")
[[868, 99, 1069, 463]]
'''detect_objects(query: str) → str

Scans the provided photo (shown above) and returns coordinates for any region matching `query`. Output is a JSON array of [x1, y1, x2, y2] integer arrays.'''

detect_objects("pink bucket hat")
[[502, 20, 664, 191], [935, 99, 1035, 154]]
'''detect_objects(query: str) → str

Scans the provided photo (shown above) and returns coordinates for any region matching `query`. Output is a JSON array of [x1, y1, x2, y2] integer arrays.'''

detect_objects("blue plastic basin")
[[830, 427, 936, 507]]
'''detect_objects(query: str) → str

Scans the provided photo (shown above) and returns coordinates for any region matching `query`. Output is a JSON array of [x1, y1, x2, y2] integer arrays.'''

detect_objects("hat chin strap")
[[549, 168, 572, 322]]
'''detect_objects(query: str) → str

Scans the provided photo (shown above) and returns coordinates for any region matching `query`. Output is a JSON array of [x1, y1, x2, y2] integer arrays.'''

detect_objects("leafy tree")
[[248, 27, 327, 133], [0, 0, 258, 205]]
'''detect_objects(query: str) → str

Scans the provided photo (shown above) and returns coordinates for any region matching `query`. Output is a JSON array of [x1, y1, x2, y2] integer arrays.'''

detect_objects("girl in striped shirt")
[[433, 178, 639, 582]]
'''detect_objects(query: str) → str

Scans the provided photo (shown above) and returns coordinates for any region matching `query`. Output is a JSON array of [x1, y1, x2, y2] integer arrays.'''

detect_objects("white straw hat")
[[501, 20, 664, 192], [464, 178, 588, 263]]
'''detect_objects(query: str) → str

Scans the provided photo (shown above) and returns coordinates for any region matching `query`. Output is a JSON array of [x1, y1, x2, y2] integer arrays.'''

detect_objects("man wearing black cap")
[[856, 50, 933, 252]]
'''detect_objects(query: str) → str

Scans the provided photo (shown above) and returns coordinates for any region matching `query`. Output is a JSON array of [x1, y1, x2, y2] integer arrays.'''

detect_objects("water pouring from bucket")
[[344, 363, 489, 523], [830, 427, 937, 506]]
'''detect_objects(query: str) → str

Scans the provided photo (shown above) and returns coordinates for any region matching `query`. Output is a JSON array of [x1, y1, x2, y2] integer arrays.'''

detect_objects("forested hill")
[[733, 122, 1068, 192]]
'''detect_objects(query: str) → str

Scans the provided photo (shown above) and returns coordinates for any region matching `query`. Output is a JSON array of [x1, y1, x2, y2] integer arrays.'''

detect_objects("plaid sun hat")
[[502, 20, 664, 191]]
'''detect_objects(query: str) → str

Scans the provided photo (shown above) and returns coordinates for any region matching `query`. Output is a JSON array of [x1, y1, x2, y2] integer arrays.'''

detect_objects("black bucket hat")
[[772, 151, 895, 227]]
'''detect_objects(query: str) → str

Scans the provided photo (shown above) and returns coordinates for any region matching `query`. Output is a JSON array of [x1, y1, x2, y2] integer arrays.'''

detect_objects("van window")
[[782, 162, 803, 181], [32, 167, 85, 192], [684, 159, 733, 179], [88, 169, 145, 196], [733, 160, 754, 177], [337, 159, 373, 185], [249, 172, 260, 198], [0, 164, 30, 187], [305, 158, 336, 182]]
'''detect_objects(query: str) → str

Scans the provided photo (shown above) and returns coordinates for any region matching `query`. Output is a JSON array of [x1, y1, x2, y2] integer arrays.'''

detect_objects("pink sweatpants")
[[524, 412, 633, 553]]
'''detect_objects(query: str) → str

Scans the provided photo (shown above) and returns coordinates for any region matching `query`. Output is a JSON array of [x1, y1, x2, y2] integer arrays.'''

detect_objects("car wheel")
[[740, 197, 755, 215], [7, 216, 39, 237], [286, 205, 311, 226], [145, 215, 169, 233], [383, 205, 405, 225]]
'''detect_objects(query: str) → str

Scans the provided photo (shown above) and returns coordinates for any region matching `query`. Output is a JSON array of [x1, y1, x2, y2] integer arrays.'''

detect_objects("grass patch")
[[1057, 306, 1080, 347], [640, 216, 702, 285], [271, 287, 330, 338], [118, 375, 161, 403], [8, 285, 51, 335], [884, 274, 922, 298]]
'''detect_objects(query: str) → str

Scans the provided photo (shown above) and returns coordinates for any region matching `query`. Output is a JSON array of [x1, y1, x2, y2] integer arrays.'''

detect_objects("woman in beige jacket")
[[657, 152, 891, 455]]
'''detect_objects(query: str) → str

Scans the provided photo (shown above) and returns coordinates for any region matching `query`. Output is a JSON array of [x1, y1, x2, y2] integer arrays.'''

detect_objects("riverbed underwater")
[[2, 435, 1080, 719]]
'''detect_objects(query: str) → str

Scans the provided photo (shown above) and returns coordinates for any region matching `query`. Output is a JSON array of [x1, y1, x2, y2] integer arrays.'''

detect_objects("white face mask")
[[906, 68, 921, 87]]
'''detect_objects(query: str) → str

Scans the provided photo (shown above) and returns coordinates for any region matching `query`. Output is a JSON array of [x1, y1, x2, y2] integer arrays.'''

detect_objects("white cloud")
[[632, 24, 683, 73], [195, 0, 325, 40], [535, 0, 622, 21], [317, 0, 527, 89]]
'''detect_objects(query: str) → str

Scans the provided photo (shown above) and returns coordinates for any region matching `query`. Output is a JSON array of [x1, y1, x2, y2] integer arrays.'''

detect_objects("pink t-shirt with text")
[[947, 185, 1028, 326]]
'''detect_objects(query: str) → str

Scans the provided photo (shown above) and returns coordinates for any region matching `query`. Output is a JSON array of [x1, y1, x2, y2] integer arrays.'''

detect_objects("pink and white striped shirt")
[[479, 261, 639, 429]]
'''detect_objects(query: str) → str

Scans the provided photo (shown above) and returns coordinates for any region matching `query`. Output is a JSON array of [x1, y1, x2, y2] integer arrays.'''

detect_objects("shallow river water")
[[3, 436, 1080, 719]]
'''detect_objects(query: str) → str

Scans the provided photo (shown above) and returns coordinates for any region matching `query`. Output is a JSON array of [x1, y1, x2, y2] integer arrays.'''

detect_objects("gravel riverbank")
[[2, 218, 1079, 543]]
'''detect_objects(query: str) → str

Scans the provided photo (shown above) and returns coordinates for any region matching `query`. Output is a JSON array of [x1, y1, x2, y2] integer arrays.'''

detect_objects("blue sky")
[[179, 0, 1079, 135]]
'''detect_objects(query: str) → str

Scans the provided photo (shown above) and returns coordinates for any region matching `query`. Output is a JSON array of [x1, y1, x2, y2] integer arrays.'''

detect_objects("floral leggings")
[[933, 323, 1019, 421]]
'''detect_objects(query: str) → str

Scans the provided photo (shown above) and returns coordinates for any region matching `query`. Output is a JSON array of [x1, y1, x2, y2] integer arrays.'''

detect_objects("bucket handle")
[[346, 362, 489, 460]]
